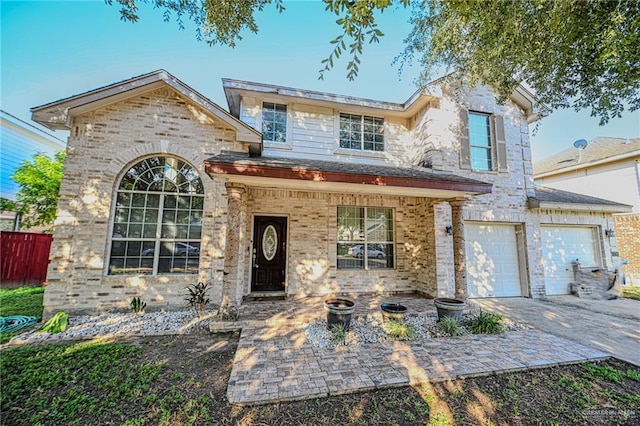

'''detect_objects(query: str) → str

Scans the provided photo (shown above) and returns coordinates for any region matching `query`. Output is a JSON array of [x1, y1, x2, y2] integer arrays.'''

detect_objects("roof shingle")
[[533, 137, 640, 176]]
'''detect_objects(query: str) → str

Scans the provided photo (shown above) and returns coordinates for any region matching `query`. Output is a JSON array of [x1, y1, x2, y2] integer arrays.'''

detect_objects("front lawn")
[[2, 333, 638, 426], [0, 286, 44, 344], [622, 286, 640, 301], [0, 285, 44, 317]]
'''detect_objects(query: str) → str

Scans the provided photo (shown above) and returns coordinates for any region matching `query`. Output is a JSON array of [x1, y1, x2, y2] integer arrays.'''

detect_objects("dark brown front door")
[[251, 216, 287, 292]]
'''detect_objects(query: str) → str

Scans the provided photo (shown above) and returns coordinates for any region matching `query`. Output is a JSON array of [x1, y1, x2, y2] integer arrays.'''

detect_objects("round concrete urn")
[[434, 298, 466, 322], [380, 303, 408, 322], [324, 298, 356, 330]]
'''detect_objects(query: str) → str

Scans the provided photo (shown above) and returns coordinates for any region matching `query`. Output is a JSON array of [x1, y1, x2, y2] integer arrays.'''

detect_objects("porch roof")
[[528, 186, 632, 213], [204, 151, 492, 198]]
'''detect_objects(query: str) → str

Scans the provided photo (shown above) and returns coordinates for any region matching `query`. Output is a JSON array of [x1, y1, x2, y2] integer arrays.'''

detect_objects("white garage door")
[[465, 224, 522, 298], [541, 226, 599, 295]]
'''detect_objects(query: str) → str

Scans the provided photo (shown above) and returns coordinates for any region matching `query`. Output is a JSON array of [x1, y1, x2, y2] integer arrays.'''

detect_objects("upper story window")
[[262, 102, 287, 143], [339, 113, 384, 152], [460, 110, 507, 172], [109, 156, 204, 276], [469, 112, 493, 171], [337, 206, 394, 270]]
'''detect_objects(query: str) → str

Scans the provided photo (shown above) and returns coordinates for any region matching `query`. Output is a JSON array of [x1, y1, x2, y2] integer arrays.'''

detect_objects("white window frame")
[[108, 156, 204, 276], [337, 206, 395, 270], [260, 101, 289, 145], [468, 111, 496, 171], [338, 113, 385, 152]]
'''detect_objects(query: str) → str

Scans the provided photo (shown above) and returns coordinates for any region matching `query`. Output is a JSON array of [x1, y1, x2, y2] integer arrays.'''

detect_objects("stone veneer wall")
[[44, 87, 245, 315], [409, 84, 620, 298], [244, 188, 447, 297], [614, 213, 640, 284]]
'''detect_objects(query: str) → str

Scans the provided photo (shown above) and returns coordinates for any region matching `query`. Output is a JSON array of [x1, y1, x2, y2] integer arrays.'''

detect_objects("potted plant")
[[324, 297, 356, 330], [380, 302, 408, 322], [434, 297, 466, 321]]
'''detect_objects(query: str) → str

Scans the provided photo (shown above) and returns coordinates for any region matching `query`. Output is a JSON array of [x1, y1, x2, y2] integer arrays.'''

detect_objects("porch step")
[[243, 292, 286, 302]]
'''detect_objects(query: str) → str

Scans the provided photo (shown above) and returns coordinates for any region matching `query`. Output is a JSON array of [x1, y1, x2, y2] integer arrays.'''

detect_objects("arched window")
[[108, 156, 204, 275]]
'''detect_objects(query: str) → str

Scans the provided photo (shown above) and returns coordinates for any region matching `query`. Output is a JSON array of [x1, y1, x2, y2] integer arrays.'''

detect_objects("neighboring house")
[[534, 137, 640, 283], [31, 70, 630, 315], [0, 110, 66, 231]]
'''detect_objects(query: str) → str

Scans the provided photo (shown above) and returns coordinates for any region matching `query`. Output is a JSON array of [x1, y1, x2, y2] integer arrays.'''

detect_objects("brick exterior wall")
[[42, 81, 622, 315], [614, 213, 640, 283], [244, 188, 446, 297], [44, 87, 245, 315]]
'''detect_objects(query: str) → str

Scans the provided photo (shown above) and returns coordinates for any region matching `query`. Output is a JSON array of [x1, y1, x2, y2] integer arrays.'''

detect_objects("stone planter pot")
[[434, 298, 466, 322], [380, 303, 408, 322], [324, 298, 356, 330]]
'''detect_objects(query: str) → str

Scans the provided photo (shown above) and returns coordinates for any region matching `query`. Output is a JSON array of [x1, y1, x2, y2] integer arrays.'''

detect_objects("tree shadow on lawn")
[[1, 331, 638, 426]]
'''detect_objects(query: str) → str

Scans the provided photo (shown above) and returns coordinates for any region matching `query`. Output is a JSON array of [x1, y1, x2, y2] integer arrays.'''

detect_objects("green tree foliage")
[[402, 0, 640, 124], [107, 0, 640, 124], [0, 151, 66, 231]]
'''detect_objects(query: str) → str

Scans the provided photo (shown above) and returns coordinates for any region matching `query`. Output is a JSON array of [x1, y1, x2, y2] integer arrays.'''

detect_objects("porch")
[[219, 293, 610, 405], [211, 293, 441, 331]]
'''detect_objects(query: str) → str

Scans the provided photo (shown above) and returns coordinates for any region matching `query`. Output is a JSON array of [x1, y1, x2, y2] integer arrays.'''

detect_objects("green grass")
[[0, 285, 44, 317], [622, 286, 640, 300], [1, 340, 166, 425], [0, 286, 45, 343]]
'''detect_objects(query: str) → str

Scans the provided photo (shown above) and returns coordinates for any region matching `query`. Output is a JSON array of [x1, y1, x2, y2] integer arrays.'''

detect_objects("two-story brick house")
[[31, 70, 629, 315]]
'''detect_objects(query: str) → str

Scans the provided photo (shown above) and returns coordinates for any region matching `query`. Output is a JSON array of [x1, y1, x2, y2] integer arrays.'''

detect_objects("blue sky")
[[2, 0, 638, 161]]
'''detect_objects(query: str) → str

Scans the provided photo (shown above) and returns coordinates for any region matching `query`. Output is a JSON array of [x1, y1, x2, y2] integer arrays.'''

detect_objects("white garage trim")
[[465, 223, 524, 298], [541, 225, 601, 295]]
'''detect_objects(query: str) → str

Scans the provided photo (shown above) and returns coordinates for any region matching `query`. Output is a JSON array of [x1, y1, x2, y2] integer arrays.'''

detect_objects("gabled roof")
[[222, 78, 548, 123], [205, 151, 492, 198], [534, 137, 640, 177], [528, 186, 632, 213], [31, 70, 262, 151], [222, 79, 437, 119]]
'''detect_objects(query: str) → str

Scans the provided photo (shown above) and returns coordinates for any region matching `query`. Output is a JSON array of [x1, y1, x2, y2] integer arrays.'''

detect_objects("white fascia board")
[[222, 78, 437, 118]]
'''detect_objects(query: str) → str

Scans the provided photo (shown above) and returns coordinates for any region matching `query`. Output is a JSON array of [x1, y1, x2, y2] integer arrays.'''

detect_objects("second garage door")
[[465, 223, 522, 298], [541, 226, 599, 295]]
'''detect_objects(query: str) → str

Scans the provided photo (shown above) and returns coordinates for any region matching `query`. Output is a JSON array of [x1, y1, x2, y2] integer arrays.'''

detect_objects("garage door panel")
[[542, 226, 598, 295], [465, 224, 522, 298]]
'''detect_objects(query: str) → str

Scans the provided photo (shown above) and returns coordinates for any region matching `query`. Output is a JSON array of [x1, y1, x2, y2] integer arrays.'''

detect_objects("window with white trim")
[[468, 112, 493, 171], [337, 206, 394, 269], [339, 113, 384, 151], [109, 156, 204, 275], [262, 102, 287, 143]]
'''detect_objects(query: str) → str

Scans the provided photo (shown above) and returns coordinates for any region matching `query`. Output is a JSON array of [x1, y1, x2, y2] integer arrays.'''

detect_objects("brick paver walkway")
[[224, 295, 609, 405]]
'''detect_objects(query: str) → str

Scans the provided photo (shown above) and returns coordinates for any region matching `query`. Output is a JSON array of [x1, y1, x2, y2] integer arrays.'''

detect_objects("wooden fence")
[[1, 231, 52, 287]]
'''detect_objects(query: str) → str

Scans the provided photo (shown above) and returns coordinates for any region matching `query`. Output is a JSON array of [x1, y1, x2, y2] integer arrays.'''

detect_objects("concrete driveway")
[[471, 296, 640, 366]]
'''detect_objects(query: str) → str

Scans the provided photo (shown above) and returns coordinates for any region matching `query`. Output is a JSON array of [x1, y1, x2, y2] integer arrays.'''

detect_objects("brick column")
[[220, 182, 247, 315], [450, 199, 467, 300]]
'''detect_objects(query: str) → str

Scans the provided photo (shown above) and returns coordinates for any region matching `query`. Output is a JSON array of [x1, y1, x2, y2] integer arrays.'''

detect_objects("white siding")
[[1, 114, 66, 200], [239, 97, 415, 167], [539, 159, 640, 213]]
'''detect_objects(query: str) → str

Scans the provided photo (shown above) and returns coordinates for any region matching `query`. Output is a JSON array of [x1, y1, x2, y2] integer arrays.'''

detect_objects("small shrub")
[[439, 316, 465, 336], [465, 310, 505, 334], [185, 282, 210, 317], [383, 319, 417, 340], [130, 297, 146, 315], [39, 312, 68, 334], [329, 323, 347, 345]]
